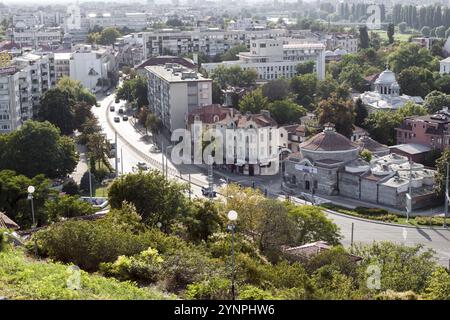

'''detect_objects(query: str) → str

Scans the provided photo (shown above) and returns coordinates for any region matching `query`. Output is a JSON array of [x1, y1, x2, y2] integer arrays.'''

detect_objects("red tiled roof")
[[188, 104, 236, 124], [300, 129, 358, 152], [136, 56, 196, 70]]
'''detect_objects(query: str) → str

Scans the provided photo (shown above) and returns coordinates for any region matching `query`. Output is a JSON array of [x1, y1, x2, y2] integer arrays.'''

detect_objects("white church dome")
[[375, 68, 397, 85]]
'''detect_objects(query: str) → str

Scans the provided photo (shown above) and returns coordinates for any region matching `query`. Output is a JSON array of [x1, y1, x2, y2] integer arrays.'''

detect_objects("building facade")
[[202, 38, 326, 81], [146, 63, 212, 133], [283, 124, 437, 210]]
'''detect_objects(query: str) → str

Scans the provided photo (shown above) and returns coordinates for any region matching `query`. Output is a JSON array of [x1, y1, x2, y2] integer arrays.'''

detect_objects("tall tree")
[[316, 95, 355, 138], [38, 88, 76, 135], [239, 88, 269, 114], [358, 26, 370, 49], [387, 23, 395, 44]]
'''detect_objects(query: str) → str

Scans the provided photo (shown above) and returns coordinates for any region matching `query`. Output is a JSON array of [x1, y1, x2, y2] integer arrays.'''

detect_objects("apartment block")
[[146, 63, 212, 133]]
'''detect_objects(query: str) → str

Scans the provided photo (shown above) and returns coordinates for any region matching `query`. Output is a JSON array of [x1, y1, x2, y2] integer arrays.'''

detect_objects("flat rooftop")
[[145, 64, 211, 83]]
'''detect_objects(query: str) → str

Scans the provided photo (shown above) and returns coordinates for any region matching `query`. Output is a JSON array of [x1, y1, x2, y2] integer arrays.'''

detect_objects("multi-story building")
[[140, 28, 288, 59], [202, 38, 326, 81], [69, 44, 117, 91], [8, 27, 62, 47], [395, 107, 450, 151], [146, 63, 212, 133], [325, 33, 358, 54], [54, 52, 71, 83], [440, 56, 450, 75], [0, 51, 55, 133], [0, 67, 22, 133], [115, 34, 145, 67], [85, 12, 148, 31], [187, 105, 280, 176]]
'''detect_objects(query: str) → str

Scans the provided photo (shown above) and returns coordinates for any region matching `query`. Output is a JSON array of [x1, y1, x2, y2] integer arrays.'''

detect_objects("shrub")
[[355, 207, 389, 216], [80, 171, 97, 195], [61, 178, 79, 195], [375, 290, 419, 300], [44, 195, 96, 220], [185, 277, 232, 300], [415, 216, 446, 227], [238, 285, 274, 300], [93, 167, 110, 183]]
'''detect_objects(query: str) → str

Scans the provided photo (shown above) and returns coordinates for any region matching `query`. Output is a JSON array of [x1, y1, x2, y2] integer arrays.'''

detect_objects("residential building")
[[0, 67, 21, 133], [440, 56, 450, 75], [395, 107, 450, 151], [187, 106, 280, 176], [359, 67, 423, 114], [140, 28, 288, 59], [202, 38, 326, 81], [8, 27, 62, 47], [146, 63, 212, 133], [279, 124, 307, 153], [283, 123, 438, 210], [54, 52, 71, 82], [85, 12, 148, 31], [69, 44, 117, 91], [389, 143, 432, 164], [115, 34, 145, 68], [412, 37, 440, 50], [325, 33, 358, 54]]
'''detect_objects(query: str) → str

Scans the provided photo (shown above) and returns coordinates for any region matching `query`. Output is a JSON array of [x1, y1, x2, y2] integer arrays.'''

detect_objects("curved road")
[[93, 92, 450, 267]]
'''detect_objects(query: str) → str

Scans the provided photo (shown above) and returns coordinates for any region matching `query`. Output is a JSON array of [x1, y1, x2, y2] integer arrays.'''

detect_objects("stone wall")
[[339, 171, 360, 199], [360, 178, 378, 203]]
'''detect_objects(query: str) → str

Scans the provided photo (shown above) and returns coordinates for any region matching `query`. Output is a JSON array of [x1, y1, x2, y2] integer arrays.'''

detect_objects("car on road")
[[109, 106, 115, 112], [118, 108, 124, 114], [106, 90, 112, 95], [149, 145, 160, 153], [201, 186, 217, 198], [115, 98, 120, 103], [122, 115, 128, 121], [136, 162, 148, 171], [114, 116, 120, 123]]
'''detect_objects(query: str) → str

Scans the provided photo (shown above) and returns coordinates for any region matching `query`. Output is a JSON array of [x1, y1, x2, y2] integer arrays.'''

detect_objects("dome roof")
[[300, 125, 358, 152], [375, 68, 397, 85]]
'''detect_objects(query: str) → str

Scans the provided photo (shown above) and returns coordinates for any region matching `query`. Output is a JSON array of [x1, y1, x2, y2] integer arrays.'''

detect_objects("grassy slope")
[[0, 248, 173, 300]]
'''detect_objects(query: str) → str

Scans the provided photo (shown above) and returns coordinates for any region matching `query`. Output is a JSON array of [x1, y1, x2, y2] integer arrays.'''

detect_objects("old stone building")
[[284, 123, 438, 210]]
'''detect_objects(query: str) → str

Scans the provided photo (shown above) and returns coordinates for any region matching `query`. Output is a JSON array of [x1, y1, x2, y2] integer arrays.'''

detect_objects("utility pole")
[[114, 131, 118, 177], [406, 158, 413, 221], [350, 222, 354, 248], [88, 156, 93, 199], [188, 173, 191, 200], [161, 141, 165, 179], [445, 162, 449, 228], [121, 148, 124, 175]]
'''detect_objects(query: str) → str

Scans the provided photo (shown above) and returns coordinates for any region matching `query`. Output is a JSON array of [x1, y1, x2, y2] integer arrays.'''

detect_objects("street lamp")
[[27, 185, 38, 257], [227, 210, 238, 300]]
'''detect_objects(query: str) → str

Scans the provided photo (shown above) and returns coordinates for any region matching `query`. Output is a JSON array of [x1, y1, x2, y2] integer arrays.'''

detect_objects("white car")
[[149, 145, 161, 153]]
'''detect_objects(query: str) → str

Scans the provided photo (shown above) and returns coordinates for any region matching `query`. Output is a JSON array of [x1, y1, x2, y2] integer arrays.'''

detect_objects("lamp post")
[[27, 185, 38, 257], [227, 210, 238, 300]]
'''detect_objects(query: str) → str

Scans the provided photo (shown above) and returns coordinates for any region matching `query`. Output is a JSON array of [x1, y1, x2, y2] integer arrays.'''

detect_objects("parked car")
[[106, 90, 112, 95], [118, 108, 124, 114], [136, 162, 148, 171], [122, 115, 128, 121], [202, 186, 217, 198], [109, 106, 115, 112], [115, 98, 120, 103], [114, 116, 120, 123], [149, 145, 161, 153]]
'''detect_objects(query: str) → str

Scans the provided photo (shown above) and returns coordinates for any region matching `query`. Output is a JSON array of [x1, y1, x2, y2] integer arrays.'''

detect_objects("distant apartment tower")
[[140, 28, 288, 59], [0, 67, 21, 133], [202, 38, 326, 81], [145, 63, 212, 133]]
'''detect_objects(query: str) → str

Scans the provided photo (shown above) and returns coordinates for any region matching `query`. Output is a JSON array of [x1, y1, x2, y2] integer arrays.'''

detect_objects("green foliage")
[[0, 170, 53, 228], [311, 265, 359, 299], [0, 248, 170, 300], [290, 73, 317, 110], [296, 60, 315, 75], [184, 200, 223, 243], [0, 121, 78, 179], [38, 88, 76, 135], [316, 95, 355, 138], [238, 88, 269, 114], [108, 171, 188, 228], [210, 65, 257, 89], [220, 44, 247, 61], [397, 66, 435, 97], [261, 78, 290, 102], [44, 195, 96, 220], [238, 285, 274, 300], [435, 148, 450, 195], [388, 43, 435, 74], [99, 27, 121, 45], [338, 63, 367, 92], [360, 149, 373, 162], [186, 277, 232, 300], [287, 205, 341, 246], [354, 98, 368, 127], [387, 23, 395, 44], [423, 90, 450, 113], [423, 267, 450, 300], [359, 26, 370, 49], [268, 99, 306, 125], [62, 179, 79, 196], [116, 76, 149, 108], [354, 242, 437, 294], [375, 290, 419, 300], [80, 171, 97, 195]]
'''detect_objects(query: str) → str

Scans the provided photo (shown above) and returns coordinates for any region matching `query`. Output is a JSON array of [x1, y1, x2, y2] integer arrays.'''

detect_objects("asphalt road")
[[92, 91, 450, 267]]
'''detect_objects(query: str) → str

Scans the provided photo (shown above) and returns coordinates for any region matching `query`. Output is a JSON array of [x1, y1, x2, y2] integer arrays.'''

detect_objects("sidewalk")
[[71, 143, 88, 184]]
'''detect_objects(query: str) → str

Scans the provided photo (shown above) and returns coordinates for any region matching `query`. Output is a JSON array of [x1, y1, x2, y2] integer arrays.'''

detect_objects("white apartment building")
[[440, 57, 450, 75], [0, 67, 21, 133], [0, 52, 55, 133], [146, 63, 212, 133], [202, 38, 326, 81], [115, 34, 145, 67], [9, 27, 62, 47], [54, 52, 71, 82], [325, 33, 358, 54], [141, 28, 288, 59], [69, 44, 117, 91], [85, 12, 148, 31]]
